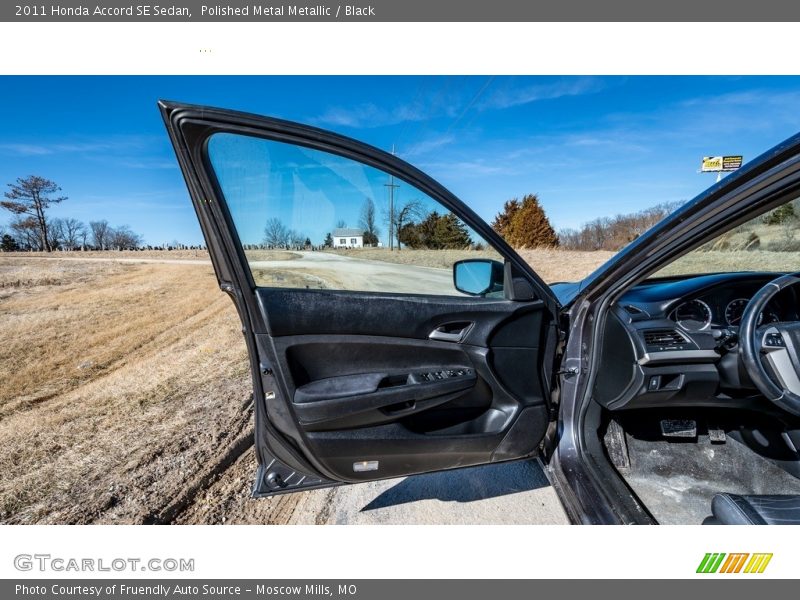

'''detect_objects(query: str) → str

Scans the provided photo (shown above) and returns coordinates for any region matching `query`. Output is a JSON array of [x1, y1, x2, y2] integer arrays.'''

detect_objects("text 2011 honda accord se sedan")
[[162, 101, 800, 524]]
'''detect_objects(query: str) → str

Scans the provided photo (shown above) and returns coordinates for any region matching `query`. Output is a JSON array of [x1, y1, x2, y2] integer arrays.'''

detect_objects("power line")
[[444, 76, 495, 136], [384, 144, 400, 250]]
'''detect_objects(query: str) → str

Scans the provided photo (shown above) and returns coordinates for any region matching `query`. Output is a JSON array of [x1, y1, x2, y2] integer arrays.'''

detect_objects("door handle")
[[428, 322, 472, 343]]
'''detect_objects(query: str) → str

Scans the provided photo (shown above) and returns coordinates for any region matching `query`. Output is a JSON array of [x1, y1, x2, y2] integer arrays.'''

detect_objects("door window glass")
[[206, 132, 503, 296]]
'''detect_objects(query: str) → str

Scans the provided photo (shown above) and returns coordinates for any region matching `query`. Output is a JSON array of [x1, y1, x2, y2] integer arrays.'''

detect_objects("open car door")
[[160, 101, 562, 496]]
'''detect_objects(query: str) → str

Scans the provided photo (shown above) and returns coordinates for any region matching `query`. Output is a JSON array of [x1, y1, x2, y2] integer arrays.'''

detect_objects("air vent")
[[643, 328, 688, 350]]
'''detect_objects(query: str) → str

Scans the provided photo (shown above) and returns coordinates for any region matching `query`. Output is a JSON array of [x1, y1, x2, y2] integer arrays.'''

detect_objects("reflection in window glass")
[[653, 197, 800, 278], [206, 133, 502, 296]]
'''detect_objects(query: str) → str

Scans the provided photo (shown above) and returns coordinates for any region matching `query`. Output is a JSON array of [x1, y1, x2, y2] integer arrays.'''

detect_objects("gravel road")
[[250, 250, 455, 293], [307, 460, 569, 524], [177, 446, 569, 525]]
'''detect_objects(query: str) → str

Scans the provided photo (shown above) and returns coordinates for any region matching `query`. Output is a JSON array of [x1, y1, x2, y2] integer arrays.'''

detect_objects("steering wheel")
[[740, 274, 800, 416]]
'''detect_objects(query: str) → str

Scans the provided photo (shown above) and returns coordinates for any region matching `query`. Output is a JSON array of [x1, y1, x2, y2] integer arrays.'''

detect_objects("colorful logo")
[[697, 553, 772, 574]]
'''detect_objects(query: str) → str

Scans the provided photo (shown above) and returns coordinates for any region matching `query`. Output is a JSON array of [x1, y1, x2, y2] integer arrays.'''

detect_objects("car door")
[[160, 100, 562, 496]]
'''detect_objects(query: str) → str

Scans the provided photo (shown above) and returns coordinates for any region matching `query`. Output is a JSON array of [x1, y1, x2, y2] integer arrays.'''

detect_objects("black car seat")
[[704, 493, 800, 524]]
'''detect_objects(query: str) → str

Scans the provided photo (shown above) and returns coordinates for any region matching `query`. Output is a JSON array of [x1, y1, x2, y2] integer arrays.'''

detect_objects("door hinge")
[[557, 366, 580, 378]]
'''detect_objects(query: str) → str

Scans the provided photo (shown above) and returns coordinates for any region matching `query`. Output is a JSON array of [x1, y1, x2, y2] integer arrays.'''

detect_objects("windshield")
[[652, 197, 800, 279]]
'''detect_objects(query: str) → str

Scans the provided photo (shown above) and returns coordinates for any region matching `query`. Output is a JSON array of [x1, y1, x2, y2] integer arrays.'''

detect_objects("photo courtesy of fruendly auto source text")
[[2, 1, 800, 594]]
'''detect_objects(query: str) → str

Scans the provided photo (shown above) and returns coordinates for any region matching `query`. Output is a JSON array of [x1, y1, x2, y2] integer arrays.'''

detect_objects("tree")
[[90, 219, 112, 250], [400, 211, 472, 249], [79, 226, 89, 249], [433, 213, 472, 248], [48, 217, 85, 250], [288, 229, 305, 247], [557, 201, 682, 251], [108, 225, 142, 250], [1, 176, 67, 252], [335, 219, 347, 229], [398, 220, 423, 248], [391, 200, 424, 250], [263, 217, 290, 247], [1, 234, 18, 252], [492, 194, 558, 248], [491, 198, 521, 238], [764, 203, 796, 225], [323, 232, 333, 248], [10, 217, 41, 250], [359, 197, 380, 246], [49, 218, 65, 250]]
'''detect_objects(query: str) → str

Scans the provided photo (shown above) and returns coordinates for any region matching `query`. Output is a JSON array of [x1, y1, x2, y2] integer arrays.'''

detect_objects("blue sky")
[[2, 76, 800, 246]]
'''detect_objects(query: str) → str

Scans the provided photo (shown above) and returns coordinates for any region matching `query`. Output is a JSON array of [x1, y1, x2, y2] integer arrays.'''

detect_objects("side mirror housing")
[[453, 259, 504, 297]]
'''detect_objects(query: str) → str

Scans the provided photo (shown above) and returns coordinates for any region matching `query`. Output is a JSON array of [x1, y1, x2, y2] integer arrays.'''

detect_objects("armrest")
[[292, 369, 476, 430], [294, 372, 388, 404]]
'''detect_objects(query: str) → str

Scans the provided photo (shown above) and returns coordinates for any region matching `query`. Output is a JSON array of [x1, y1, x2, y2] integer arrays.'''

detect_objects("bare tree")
[[90, 220, 112, 250], [78, 226, 89, 249], [49, 218, 65, 250], [359, 197, 380, 246], [108, 225, 142, 250], [1, 176, 67, 252], [9, 217, 41, 250], [50, 217, 85, 250], [59, 218, 86, 250], [335, 219, 347, 229], [288, 229, 305, 247], [391, 200, 424, 251], [263, 217, 290, 247], [558, 201, 683, 251]]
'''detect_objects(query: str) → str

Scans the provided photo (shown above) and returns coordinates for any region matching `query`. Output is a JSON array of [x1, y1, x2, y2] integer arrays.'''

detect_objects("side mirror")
[[453, 259, 504, 297]]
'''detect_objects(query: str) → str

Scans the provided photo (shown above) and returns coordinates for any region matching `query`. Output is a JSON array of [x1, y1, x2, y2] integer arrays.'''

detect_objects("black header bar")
[[5, 1, 800, 22]]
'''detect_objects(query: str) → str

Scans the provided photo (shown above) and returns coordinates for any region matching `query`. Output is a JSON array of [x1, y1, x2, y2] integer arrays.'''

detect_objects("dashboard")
[[626, 272, 798, 333], [593, 271, 799, 412], [668, 285, 787, 331]]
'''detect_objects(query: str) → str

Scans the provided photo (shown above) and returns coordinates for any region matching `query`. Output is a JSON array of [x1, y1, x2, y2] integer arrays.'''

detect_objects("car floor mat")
[[620, 432, 800, 524]]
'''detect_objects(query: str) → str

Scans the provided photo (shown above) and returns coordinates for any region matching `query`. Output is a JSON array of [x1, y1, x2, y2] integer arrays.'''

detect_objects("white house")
[[332, 228, 364, 248]]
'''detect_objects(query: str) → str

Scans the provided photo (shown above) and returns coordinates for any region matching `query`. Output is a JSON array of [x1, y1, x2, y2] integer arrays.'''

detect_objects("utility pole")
[[384, 145, 399, 250]]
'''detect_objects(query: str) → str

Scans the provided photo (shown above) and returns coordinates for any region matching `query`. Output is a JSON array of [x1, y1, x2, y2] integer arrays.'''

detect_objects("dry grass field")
[[0, 258, 254, 523], [9, 249, 211, 261], [658, 250, 800, 277], [1, 245, 797, 524], [325, 247, 614, 283]]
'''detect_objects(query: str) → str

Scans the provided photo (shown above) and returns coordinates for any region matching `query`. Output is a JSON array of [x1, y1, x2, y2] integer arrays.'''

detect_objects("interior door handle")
[[429, 323, 471, 343]]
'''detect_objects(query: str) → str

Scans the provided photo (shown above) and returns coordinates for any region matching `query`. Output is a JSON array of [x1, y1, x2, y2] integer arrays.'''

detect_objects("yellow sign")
[[701, 155, 743, 172]]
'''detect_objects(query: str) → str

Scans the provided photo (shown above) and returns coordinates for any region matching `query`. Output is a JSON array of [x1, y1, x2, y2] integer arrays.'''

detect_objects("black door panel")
[[293, 369, 477, 431], [303, 406, 549, 483], [256, 287, 545, 340], [280, 336, 473, 382], [254, 291, 554, 485]]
